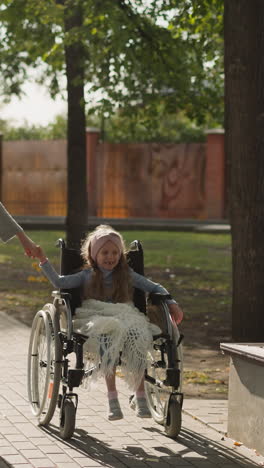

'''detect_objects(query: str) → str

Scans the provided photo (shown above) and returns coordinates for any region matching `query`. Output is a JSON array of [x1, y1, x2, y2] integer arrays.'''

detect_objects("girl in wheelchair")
[[34, 224, 183, 421]]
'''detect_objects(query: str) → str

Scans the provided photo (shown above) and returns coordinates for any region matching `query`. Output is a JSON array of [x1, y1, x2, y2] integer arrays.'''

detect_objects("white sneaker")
[[130, 396, 151, 418], [108, 399, 123, 421]]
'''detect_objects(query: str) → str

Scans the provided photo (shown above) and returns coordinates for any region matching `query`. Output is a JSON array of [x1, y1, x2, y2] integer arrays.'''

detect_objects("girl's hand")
[[168, 303, 183, 325], [33, 246, 48, 264]]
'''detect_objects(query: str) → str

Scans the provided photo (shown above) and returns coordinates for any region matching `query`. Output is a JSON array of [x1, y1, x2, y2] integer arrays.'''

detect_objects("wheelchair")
[[27, 238, 184, 440]]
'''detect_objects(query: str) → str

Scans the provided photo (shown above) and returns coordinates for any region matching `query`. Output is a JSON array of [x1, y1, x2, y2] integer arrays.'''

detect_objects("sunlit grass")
[[183, 370, 227, 386], [0, 229, 232, 330]]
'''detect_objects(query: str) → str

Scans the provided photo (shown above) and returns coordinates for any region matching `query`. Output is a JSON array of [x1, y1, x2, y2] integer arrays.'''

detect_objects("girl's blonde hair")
[[80, 225, 133, 303]]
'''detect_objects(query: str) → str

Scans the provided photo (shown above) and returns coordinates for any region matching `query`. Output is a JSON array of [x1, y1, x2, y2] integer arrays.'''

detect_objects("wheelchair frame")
[[27, 239, 184, 440]]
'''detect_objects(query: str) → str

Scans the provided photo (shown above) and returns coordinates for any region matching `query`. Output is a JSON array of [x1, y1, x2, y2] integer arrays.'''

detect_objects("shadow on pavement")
[[0, 456, 13, 468], [178, 428, 259, 467], [41, 423, 261, 468]]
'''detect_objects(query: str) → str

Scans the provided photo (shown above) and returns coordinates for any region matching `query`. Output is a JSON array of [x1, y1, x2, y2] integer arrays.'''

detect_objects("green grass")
[[124, 231, 232, 325], [124, 230, 231, 270], [0, 230, 232, 338], [0, 229, 231, 270], [0, 231, 65, 268]]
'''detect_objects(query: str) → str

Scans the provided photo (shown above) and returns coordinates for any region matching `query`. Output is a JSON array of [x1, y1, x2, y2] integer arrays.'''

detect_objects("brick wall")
[[96, 141, 207, 219], [0, 130, 226, 220], [205, 130, 225, 219], [1, 139, 67, 215]]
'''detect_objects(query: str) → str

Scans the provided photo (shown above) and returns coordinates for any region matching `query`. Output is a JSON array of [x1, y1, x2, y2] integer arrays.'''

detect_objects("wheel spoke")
[[145, 302, 183, 428], [27, 305, 62, 426]]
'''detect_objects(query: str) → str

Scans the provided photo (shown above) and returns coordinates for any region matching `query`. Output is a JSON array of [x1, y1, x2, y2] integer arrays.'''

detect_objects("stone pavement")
[[0, 311, 263, 468]]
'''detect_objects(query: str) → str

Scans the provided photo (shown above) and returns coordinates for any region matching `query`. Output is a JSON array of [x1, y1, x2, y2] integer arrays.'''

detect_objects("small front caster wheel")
[[165, 397, 182, 438], [60, 399, 76, 440]]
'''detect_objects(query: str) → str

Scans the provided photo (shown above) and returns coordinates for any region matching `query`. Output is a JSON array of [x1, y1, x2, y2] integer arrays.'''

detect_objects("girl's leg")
[[135, 376, 145, 395], [105, 370, 117, 392], [105, 369, 123, 420], [130, 376, 151, 418]]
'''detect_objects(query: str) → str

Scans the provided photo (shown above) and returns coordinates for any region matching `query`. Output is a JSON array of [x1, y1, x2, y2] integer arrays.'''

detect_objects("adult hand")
[[16, 231, 41, 258]]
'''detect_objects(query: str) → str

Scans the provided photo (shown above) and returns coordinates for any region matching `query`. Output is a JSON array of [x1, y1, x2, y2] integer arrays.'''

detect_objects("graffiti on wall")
[[150, 143, 206, 217], [98, 142, 206, 218], [1, 139, 206, 219]]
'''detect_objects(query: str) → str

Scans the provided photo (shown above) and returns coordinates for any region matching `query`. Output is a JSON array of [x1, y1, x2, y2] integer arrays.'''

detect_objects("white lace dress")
[[73, 299, 161, 391]]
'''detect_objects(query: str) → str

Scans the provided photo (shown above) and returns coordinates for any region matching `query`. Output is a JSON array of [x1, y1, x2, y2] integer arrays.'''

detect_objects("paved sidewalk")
[[0, 311, 263, 468]]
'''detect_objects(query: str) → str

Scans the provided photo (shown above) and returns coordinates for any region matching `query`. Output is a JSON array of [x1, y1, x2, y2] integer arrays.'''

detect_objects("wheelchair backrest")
[[57, 238, 147, 315], [58, 239, 83, 312], [126, 240, 146, 314]]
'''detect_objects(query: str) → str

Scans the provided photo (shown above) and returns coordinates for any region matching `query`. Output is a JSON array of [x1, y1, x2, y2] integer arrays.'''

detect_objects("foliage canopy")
[[0, 0, 224, 129]]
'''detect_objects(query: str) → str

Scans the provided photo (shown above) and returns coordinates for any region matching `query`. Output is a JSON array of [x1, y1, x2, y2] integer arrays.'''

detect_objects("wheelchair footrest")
[[164, 368, 180, 387], [67, 369, 84, 388]]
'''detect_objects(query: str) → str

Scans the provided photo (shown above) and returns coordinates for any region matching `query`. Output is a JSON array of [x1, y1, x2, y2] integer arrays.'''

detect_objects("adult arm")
[[0, 202, 40, 257], [0, 202, 24, 242]]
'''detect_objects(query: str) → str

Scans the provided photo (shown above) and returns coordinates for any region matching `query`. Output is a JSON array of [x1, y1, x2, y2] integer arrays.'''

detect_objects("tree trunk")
[[225, 0, 264, 341], [64, 0, 88, 248]]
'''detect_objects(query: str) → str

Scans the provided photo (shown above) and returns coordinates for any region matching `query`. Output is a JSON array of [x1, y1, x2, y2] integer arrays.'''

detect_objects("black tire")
[[28, 309, 50, 419], [27, 304, 62, 426], [60, 399, 76, 440], [40, 304, 62, 426], [165, 397, 182, 438], [145, 302, 183, 425]]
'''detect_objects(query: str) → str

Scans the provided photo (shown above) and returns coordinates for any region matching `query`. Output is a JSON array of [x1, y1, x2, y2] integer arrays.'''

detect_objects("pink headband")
[[90, 232, 123, 261]]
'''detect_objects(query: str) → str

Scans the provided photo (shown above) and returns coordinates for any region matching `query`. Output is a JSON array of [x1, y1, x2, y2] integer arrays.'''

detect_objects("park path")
[[0, 311, 263, 468]]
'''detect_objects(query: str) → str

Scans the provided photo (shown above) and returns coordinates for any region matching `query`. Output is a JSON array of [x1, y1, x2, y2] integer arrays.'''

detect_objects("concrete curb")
[[14, 216, 231, 233]]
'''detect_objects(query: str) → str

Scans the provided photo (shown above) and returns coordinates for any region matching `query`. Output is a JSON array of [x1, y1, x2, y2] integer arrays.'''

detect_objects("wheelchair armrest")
[[148, 292, 172, 305], [153, 332, 170, 341], [56, 238, 66, 249], [52, 291, 72, 299]]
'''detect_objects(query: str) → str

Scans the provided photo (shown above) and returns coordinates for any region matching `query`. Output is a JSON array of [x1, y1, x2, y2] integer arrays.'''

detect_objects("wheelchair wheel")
[[27, 304, 62, 426], [165, 395, 182, 438], [145, 303, 183, 426], [60, 399, 76, 440]]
